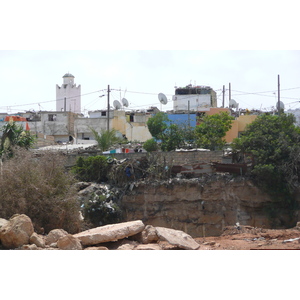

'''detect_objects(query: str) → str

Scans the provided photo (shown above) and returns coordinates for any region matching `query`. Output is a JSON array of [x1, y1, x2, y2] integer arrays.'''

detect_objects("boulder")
[[45, 229, 68, 245], [155, 227, 200, 250], [84, 246, 109, 250], [57, 234, 82, 250], [135, 244, 162, 250], [0, 218, 8, 229], [74, 220, 145, 246], [30, 232, 45, 248], [20, 244, 38, 250], [0, 214, 34, 249], [132, 225, 159, 244]]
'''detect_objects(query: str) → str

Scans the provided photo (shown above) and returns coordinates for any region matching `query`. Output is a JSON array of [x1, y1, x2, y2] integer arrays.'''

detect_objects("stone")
[[116, 239, 139, 250], [20, 244, 38, 250], [73, 220, 145, 246], [0, 218, 8, 229], [30, 232, 45, 248], [45, 229, 69, 245], [155, 227, 200, 250], [57, 234, 82, 250], [84, 246, 109, 250], [0, 214, 34, 249], [135, 244, 162, 250], [132, 225, 159, 244]]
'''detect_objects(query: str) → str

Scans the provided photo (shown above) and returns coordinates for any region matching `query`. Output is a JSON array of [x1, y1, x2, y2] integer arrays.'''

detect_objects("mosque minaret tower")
[[56, 73, 81, 114]]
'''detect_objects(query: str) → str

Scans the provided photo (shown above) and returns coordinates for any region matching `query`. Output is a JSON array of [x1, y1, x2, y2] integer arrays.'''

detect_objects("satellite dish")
[[113, 100, 122, 110], [122, 98, 129, 107], [276, 101, 285, 111], [229, 99, 238, 108], [158, 93, 168, 105]]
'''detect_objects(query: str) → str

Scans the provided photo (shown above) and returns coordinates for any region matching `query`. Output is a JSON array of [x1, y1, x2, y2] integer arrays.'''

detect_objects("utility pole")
[[222, 85, 225, 108], [188, 100, 190, 127], [229, 83, 231, 104], [107, 85, 110, 131], [278, 75, 281, 116]]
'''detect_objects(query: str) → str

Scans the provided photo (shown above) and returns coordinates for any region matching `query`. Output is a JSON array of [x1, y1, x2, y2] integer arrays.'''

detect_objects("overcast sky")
[[1, 1, 300, 115]]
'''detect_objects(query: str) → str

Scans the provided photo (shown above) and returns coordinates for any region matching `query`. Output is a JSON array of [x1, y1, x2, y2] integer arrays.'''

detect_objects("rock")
[[117, 240, 139, 250], [30, 232, 45, 248], [84, 246, 109, 250], [20, 244, 38, 250], [135, 244, 162, 250], [0, 214, 34, 249], [0, 218, 8, 229], [57, 234, 82, 250], [45, 229, 69, 245], [73, 220, 145, 246], [50, 242, 58, 248], [132, 225, 159, 244], [203, 241, 216, 246], [155, 227, 200, 250]]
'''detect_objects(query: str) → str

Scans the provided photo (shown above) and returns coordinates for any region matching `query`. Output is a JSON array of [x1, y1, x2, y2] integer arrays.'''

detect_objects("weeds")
[[0, 148, 81, 233]]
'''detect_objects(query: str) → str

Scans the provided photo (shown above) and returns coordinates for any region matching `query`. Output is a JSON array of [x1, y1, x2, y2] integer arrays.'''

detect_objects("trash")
[[282, 237, 300, 243]]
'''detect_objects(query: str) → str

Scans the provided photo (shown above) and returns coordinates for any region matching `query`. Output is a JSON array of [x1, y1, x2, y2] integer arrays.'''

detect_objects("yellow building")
[[197, 107, 258, 143]]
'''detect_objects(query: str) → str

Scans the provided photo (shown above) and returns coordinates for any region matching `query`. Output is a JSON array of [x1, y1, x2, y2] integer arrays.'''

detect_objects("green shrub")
[[0, 148, 81, 233], [143, 138, 158, 152], [80, 192, 122, 227], [72, 155, 111, 183]]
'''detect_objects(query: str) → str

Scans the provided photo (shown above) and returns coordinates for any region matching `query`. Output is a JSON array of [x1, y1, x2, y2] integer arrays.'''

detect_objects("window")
[[101, 111, 106, 116], [48, 114, 57, 121]]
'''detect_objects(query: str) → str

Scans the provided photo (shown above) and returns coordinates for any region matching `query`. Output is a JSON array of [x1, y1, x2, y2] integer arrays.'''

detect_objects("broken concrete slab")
[[135, 243, 162, 250], [73, 220, 145, 246], [155, 227, 200, 250]]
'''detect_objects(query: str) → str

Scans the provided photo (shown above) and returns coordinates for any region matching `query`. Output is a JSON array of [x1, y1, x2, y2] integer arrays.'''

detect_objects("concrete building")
[[56, 73, 81, 114], [172, 85, 217, 112]]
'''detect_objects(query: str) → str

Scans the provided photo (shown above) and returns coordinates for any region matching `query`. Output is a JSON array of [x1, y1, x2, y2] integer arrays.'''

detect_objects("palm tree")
[[90, 128, 122, 153]]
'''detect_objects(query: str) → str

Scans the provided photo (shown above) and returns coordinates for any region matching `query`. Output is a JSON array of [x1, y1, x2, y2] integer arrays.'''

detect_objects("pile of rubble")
[[0, 214, 200, 250]]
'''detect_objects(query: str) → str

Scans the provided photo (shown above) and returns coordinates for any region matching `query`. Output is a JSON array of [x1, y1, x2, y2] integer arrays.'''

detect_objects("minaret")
[[56, 73, 81, 114]]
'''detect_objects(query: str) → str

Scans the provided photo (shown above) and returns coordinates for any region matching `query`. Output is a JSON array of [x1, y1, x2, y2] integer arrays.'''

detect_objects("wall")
[[64, 150, 224, 168], [121, 178, 300, 237]]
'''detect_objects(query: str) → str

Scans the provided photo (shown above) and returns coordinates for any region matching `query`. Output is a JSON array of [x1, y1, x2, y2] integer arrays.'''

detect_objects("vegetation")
[[232, 113, 300, 225], [80, 192, 122, 227], [90, 128, 123, 153], [0, 120, 36, 158], [147, 112, 186, 151], [195, 112, 234, 150], [143, 138, 158, 152], [72, 155, 111, 183], [0, 148, 81, 233]]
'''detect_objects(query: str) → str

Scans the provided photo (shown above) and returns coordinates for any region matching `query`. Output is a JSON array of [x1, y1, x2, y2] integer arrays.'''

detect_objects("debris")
[[282, 237, 300, 243]]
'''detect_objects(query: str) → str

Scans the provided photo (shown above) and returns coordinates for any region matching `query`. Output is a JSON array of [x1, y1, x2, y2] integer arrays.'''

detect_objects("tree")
[[147, 112, 185, 151], [147, 112, 169, 141], [195, 112, 234, 150], [232, 113, 300, 192], [0, 119, 36, 158], [90, 128, 123, 153], [143, 138, 158, 152]]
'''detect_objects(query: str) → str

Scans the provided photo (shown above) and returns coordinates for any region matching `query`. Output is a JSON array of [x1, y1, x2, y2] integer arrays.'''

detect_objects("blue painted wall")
[[167, 114, 197, 127]]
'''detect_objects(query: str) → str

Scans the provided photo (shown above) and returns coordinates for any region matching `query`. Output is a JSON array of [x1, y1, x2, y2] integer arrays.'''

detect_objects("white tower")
[[56, 73, 81, 114]]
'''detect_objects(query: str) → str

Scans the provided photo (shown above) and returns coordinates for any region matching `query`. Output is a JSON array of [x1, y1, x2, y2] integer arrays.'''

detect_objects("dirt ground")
[[192, 224, 300, 250]]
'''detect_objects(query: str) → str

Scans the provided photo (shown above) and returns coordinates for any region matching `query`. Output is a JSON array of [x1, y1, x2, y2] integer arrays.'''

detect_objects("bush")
[[143, 138, 158, 152], [0, 148, 81, 233], [80, 192, 122, 227], [72, 155, 111, 183]]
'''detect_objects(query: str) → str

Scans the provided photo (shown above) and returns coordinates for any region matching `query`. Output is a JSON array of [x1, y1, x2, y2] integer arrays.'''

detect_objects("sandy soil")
[[192, 225, 300, 250]]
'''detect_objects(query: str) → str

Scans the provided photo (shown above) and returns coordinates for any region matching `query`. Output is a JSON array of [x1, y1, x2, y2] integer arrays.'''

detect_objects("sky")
[[1, 1, 300, 117], [1, 50, 300, 115]]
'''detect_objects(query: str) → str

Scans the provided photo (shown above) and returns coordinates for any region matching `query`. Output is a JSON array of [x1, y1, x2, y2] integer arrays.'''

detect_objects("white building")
[[172, 85, 217, 112], [56, 73, 81, 114]]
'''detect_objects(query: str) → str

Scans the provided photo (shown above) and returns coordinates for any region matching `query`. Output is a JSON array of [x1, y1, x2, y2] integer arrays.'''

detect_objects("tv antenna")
[[122, 98, 129, 107], [229, 99, 239, 109], [158, 93, 168, 105], [113, 100, 122, 110]]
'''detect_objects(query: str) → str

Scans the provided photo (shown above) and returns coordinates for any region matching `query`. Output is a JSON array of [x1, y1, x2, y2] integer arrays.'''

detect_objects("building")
[[172, 84, 217, 112], [56, 73, 81, 114]]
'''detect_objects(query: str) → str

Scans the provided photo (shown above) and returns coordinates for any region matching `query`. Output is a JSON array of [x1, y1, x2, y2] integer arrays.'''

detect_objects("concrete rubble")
[[0, 214, 201, 250]]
